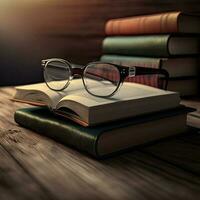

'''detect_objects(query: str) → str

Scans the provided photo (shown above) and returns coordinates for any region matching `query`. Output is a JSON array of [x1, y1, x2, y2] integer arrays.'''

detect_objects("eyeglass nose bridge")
[[71, 67, 84, 78]]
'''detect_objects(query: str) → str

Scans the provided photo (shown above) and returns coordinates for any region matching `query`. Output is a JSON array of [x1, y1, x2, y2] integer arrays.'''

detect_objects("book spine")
[[105, 12, 179, 35], [102, 35, 170, 57], [14, 108, 98, 157]]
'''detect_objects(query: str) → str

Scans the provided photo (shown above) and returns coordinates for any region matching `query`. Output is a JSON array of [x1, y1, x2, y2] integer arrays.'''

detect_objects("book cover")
[[102, 35, 200, 57], [105, 11, 200, 35], [14, 106, 192, 158]]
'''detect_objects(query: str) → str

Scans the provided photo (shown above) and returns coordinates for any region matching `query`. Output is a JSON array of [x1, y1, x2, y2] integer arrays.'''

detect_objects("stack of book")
[[13, 80, 193, 158], [101, 11, 200, 96]]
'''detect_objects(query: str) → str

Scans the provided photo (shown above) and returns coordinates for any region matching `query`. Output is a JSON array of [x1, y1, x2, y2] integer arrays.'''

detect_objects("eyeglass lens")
[[44, 60, 71, 91], [83, 63, 121, 97]]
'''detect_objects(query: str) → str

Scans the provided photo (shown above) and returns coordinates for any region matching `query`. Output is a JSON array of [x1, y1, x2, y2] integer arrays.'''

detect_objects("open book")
[[13, 79, 181, 126]]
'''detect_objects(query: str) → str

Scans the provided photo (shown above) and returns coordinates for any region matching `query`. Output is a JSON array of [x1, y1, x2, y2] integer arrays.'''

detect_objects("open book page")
[[15, 78, 177, 109], [57, 80, 179, 108], [14, 80, 85, 109], [56, 80, 180, 126]]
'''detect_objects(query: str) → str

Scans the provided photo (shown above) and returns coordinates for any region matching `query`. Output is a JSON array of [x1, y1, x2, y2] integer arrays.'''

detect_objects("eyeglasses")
[[42, 58, 169, 97]]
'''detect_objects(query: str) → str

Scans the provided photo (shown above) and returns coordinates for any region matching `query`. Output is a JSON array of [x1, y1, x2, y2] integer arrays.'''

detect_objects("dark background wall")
[[0, 0, 200, 85]]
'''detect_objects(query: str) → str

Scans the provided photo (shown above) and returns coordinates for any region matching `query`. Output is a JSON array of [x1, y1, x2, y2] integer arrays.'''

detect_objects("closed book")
[[100, 55, 199, 95], [102, 35, 200, 57], [101, 55, 200, 78], [14, 106, 192, 158], [124, 78, 199, 96], [124, 75, 162, 88], [124, 77, 199, 97], [105, 11, 200, 35], [168, 78, 199, 96]]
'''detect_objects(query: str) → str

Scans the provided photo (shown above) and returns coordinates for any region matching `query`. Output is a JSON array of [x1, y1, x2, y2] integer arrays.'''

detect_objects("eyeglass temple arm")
[[41, 60, 47, 66], [135, 67, 169, 90]]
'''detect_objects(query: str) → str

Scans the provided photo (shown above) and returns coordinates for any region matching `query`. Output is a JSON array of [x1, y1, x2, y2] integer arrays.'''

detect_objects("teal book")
[[14, 106, 192, 158], [102, 35, 200, 57]]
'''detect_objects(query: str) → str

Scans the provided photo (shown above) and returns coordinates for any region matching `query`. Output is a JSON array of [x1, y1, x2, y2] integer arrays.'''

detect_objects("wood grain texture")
[[1, 87, 200, 199], [143, 133, 200, 175], [0, 0, 200, 85], [0, 143, 47, 200], [1, 129, 200, 200]]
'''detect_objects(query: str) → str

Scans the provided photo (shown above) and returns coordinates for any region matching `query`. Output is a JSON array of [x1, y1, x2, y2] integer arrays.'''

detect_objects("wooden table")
[[0, 87, 200, 200]]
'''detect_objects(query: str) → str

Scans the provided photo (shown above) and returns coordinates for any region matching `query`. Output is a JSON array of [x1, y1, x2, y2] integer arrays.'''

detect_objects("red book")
[[105, 11, 200, 35], [124, 75, 162, 89]]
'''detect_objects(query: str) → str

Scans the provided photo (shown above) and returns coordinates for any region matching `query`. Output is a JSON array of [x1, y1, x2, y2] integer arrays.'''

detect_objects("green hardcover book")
[[102, 35, 200, 57], [14, 106, 192, 158]]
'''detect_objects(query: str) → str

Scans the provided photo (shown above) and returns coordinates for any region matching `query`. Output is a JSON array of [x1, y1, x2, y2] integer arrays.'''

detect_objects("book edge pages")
[[14, 87, 52, 107], [88, 92, 180, 125]]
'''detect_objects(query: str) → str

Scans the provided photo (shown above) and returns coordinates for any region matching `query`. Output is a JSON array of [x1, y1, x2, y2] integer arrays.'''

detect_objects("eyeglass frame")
[[42, 58, 169, 98]]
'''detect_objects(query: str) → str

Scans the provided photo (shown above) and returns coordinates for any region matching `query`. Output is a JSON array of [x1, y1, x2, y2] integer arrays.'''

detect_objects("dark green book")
[[14, 106, 192, 158], [102, 35, 200, 57]]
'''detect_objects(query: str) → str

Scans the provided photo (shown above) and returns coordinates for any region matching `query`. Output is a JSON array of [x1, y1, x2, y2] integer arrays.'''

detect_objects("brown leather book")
[[105, 11, 200, 35]]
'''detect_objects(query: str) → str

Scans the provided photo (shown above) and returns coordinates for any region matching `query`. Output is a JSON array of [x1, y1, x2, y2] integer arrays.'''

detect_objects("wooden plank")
[[142, 132, 200, 176], [0, 88, 24, 128], [1, 128, 200, 200], [1, 87, 200, 199], [0, 141, 47, 200]]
